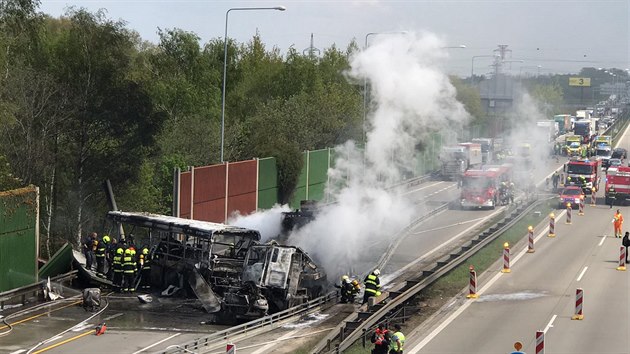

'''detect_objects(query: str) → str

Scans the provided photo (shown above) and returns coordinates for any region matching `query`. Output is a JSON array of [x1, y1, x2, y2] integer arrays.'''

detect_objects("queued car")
[[612, 148, 627, 160], [558, 186, 585, 209]]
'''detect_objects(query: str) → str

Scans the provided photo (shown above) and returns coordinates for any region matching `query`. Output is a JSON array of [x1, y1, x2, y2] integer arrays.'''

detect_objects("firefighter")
[[138, 247, 152, 290], [613, 209, 624, 238], [608, 186, 617, 208], [552, 171, 560, 190], [578, 176, 587, 189], [363, 269, 381, 305], [112, 247, 124, 292], [336, 275, 354, 303], [122, 249, 137, 293], [95, 235, 110, 276], [370, 323, 390, 354]]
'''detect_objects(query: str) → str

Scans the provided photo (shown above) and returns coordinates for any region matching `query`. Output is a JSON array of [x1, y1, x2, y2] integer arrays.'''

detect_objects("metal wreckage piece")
[[106, 211, 327, 324]]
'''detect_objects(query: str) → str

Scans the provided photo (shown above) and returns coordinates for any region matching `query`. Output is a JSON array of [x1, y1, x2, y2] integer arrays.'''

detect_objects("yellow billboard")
[[569, 77, 591, 87]]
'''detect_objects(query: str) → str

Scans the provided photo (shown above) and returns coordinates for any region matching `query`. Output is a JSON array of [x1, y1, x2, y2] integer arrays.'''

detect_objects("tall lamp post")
[[220, 6, 286, 163]]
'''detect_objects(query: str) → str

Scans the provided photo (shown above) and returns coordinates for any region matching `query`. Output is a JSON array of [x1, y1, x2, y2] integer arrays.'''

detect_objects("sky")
[[39, 0, 630, 77]]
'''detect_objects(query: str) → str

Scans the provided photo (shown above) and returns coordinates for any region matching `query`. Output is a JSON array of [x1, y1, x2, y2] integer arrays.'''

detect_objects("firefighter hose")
[[26, 298, 110, 354], [0, 295, 82, 337]]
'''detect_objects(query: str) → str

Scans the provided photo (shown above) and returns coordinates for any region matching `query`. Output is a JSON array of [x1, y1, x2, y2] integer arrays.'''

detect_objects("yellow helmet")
[[102, 235, 111, 243], [116, 248, 123, 255], [124, 249, 131, 255], [142, 248, 149, 255]]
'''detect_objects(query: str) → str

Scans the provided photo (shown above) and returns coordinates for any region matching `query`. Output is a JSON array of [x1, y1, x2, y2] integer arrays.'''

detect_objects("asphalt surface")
[[2, 125, 624, 354]]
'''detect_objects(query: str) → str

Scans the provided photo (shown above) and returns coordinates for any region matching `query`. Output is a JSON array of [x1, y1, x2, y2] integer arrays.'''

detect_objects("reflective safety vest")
[[112, 254, 123, 272], [95, 241, 106, 258], [389, 331, 405, 352], [140, 254, 151, 270], [364, 274, 380, 295], [123, 256, 136, 274]]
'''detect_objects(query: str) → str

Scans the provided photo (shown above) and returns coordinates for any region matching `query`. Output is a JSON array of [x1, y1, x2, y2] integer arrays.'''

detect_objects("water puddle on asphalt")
[[282, 312, 330, 329], [476, 291, 548, 302]]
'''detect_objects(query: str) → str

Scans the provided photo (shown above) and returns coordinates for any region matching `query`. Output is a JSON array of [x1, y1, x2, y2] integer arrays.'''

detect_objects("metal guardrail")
[[160, 291, 339, 354], [326, 199, 542, 353], [0, 270, 78, 309]]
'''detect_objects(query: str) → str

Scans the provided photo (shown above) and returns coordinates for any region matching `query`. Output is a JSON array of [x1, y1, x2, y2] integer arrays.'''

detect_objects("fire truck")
[[460, 164, 512, 209], [564, 158, 601, 194], [605, 166, 630, 205]]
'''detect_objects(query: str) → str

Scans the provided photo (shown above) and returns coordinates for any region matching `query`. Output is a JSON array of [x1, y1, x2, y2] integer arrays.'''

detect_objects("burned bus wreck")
[[106, 211, 327, 323]]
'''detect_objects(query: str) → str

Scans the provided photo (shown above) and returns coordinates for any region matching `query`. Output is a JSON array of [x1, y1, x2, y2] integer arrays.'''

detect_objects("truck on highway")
[[459, 164, 512, 209], [605, 166, 630, 205], [553, 114, 572, 135], [573, 120, 593, 144], [439, 143, 482, 180], [576, 110, 592, 120], [535, 120, 559, 143], [564, 157, 601, 194], [471, 138, 494, 164]]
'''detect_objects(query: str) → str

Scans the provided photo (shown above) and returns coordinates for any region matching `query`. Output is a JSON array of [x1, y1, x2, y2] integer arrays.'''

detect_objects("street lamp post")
[[220, 6, 286, 163]]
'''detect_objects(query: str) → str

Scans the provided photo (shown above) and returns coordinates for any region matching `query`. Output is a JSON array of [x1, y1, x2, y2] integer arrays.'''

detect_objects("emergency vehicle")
[[564, 158, 601, 194], [460, 164, 512, 209], [605, 166, 630, 205], [564, 135, 582, 156]]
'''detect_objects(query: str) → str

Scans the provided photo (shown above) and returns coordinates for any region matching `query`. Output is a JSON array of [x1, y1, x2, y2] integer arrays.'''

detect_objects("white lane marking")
[[404, 181, 444, 195], [250, 329, 301, 354], [131, 333, 181, 354], [544, 314, 557, 333], [10, 350, 26, 354], [598, 236, 606, 246], [577, 266, 588, 282], [407, 210, 567, 354]]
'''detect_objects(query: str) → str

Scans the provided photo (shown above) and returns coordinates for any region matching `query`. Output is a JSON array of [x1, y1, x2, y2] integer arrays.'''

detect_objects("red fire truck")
[[564, 158, 601, 194], [605, 166, 630, 205], [460, 164, 512, 209]]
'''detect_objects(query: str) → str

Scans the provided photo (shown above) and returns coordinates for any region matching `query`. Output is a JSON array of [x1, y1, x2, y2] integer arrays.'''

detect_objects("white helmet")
[[341, 275, 349, 281], [373, 269, 380, 276], [344, 278, 351, 284]]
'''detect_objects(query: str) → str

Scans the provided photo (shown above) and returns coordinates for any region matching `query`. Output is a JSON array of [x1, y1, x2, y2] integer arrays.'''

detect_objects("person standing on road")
[[112, 247, 124, 292], [370, 323, 390, 354], [389, 324, 405, 354], [613, 209, 624, 238], [82, 232, 96, 271], [623, 232, 630, 264], [552, 172, 560, 191], [363, 269, 381, 305], [608, 186, 617, 208]]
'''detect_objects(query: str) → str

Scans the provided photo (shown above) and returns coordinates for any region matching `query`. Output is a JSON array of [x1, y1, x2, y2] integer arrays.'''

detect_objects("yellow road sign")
[[569, 77, 591, 87]]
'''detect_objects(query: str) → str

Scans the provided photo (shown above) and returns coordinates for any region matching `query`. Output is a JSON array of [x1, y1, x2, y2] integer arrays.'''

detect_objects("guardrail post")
[[340, 326, 345, 341], [326, 339, 331, 351], [335, 344, 340, 353], [402, 306, 406, 323], [362, 328, 367, 347]]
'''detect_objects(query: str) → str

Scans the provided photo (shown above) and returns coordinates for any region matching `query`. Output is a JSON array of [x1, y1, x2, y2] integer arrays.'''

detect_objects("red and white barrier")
[[566, 203, 572, 224], [548, 213, 556, 238], [578, 201, 584, 216], [535, 330, 544, 354], [527, 226, 535, 253], [501, 242, 511, 273], [617, 246, 626, 271], [571, 288, 584, 320], [466, 265, 478, 299], [227, 343, 236, 354]]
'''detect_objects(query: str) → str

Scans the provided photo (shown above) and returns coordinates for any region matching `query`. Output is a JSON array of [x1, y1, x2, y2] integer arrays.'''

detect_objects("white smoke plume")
[[228, 204, 291, 242], [288, 32, 470, 278]]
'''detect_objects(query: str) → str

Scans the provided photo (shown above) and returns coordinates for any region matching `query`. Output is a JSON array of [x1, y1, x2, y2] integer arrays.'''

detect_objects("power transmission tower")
[[303, 33, 320, 59]]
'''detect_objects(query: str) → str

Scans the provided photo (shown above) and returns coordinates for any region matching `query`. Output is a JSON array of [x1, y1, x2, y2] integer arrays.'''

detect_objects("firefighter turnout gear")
[[95, 235, 110, 276], [122, 249, 137, 292], [608, 186, 617, 208], [363, 269, 381, 304], [138, 247, 152, 290], [112, 247, 124, 292]]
